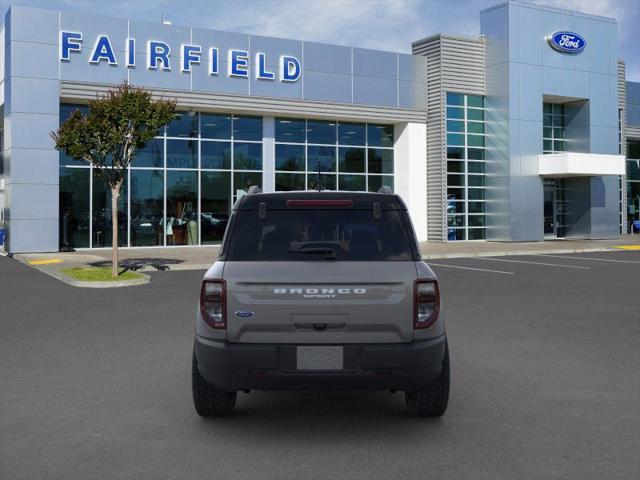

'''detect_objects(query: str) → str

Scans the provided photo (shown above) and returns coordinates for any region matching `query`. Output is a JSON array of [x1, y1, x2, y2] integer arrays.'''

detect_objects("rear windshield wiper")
[[290, 246, 337, 260]]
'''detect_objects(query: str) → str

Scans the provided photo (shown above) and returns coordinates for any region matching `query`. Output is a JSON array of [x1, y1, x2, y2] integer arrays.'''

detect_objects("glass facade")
[[445, 92, 486, 241], [58, 107, 397, 248], [58, 104, 263, 248], [543, 103, 565, 154], [627, 140, 640, 233], [274, 118, 394, 192]]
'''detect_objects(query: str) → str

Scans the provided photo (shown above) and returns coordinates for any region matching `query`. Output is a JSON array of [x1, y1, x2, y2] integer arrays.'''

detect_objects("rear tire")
[[405, 342, 450, 417], [192, 350, 237, 417]]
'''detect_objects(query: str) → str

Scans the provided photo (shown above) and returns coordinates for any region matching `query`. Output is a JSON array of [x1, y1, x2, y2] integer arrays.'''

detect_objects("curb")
[[11, 255, 151, 288], [422, 246, 619, 260]]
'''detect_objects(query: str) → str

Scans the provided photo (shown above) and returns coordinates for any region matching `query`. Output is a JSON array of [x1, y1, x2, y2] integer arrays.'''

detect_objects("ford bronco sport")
[[192, 189, 449, 417]]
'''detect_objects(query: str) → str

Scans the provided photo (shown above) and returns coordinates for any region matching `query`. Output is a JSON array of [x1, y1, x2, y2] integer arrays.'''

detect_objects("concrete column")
[[262, 116, 275, 192], [3, 6, 60, 253], [394, 122, 427, 241]]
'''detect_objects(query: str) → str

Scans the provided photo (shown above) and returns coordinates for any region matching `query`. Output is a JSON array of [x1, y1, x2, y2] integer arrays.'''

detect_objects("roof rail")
[[247, 185, 262, 194], [377, 186, 393, 195]]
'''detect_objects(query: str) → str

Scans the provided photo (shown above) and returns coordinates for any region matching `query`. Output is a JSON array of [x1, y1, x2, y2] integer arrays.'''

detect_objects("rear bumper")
[[194, 335, 447, 392]]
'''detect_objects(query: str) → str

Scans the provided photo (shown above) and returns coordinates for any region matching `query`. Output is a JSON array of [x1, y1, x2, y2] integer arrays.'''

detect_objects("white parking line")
[[473, 257, 591, 269], [427, 263, 515, 275], [540, 254, 640, 265]]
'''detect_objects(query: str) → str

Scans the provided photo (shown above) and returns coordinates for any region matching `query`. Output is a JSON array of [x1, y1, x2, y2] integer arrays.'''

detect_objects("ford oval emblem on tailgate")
[[235, 310, 254, 318]]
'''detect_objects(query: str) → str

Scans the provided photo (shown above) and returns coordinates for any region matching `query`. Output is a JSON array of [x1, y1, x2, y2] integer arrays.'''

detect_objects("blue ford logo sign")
[[235, 310, 254, 318], [547, 31, 586, 54]]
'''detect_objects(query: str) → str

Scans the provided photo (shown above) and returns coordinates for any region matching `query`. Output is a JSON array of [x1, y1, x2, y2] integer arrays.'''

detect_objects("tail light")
[[414, 280, 440, 329], [200, 279, 226, 329]]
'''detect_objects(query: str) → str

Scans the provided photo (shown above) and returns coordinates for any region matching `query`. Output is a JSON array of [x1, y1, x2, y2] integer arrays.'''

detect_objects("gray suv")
[[192, 190, 449, 417]]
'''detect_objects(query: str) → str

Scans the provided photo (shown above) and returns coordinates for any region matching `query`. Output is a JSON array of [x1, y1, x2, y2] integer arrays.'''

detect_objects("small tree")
[[52, 83, 176, 278]]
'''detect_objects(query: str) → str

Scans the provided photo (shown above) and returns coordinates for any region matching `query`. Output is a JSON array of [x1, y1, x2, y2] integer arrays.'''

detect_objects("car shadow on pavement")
[[197, 391, 446, 440], [89, 257, 185, 272]]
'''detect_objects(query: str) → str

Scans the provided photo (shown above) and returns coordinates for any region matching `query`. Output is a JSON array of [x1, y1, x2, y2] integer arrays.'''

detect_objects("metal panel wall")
[[412, 34, 485, 241]]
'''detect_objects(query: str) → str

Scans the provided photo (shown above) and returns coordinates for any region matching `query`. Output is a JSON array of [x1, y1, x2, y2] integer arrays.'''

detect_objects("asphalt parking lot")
[[1, 250, 639, 480]]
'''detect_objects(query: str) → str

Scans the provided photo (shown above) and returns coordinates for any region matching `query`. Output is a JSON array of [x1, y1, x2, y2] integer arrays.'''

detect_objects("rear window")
[[224, 209, 417, 261]]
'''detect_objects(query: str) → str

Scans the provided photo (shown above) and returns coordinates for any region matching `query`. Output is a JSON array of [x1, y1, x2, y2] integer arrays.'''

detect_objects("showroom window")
[[274, 118, 394, 192], [627, 140, 640, 233], [543, 103, 565, 154], [58, 104, 263, 248], [445, 92, 486, 241]]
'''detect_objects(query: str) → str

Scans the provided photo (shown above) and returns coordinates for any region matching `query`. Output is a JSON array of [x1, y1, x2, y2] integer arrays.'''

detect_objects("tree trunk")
[[111, 184, 121, 279]]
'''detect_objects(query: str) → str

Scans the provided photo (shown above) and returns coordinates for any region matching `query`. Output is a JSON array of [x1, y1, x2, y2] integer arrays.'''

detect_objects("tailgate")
[[223, 261, 417, 344]]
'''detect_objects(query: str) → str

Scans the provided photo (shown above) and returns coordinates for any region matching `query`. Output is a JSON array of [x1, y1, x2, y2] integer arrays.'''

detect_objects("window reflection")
[[201, 171, 231, 244], [166, 171, 198, 245], [92, 170, 127, 247], [130, 170, 164, 246]]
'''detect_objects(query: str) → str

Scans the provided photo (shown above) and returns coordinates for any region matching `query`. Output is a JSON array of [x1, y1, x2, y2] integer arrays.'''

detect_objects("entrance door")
[[543, 179, 566, 238]]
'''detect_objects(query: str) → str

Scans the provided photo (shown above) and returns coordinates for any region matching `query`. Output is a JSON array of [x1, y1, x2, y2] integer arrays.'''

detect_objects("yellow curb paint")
[[29, 259, 63, 265], [613, 245, 640, 251]]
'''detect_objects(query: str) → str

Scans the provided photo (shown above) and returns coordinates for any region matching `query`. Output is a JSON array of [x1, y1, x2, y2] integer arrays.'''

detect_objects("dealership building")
[[0, 1, 639, 252]]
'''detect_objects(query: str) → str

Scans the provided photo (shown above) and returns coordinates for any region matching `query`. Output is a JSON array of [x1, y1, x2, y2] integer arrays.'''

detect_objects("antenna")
[[316, 162, 323, 191]]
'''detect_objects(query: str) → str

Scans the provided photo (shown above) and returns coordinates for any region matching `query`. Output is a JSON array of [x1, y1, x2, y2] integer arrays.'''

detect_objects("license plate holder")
[[296, 346, 344, 370]]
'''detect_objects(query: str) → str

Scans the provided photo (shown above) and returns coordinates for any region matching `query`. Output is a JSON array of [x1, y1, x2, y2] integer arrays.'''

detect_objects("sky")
[[1, 0, 638, 80]]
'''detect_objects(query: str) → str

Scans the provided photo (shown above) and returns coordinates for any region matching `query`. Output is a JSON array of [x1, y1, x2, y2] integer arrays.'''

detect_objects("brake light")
[[200, 279, 226, 329], [414, 280, 440, 329], [286, 199, 353, 207]]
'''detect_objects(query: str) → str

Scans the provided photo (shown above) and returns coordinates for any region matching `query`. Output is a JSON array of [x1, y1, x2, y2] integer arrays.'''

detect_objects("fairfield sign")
[[59, 31, 302, 82]]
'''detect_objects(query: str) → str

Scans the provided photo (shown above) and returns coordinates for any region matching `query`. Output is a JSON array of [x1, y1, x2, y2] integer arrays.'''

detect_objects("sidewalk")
[[10, 235, 640, 276]]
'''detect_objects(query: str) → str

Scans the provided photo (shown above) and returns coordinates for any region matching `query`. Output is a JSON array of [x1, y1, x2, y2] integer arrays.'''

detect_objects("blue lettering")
[[60, 31, 82, 61], [148, 41, 171, 70], [280, 56, 301, 82], [209, 48, 219, 75], [90, 35, 117, 65], [126, 38, 135, 67], [229, 50, 249, 77], [181, 44, 201, 72], [256, 53, 275, 80]]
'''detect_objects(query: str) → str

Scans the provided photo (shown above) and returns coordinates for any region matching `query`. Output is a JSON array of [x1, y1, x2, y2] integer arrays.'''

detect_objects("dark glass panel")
[[275, 117, 306, 143], [367, 148, 393, 174], [467, 121, 484, 134], [447, 133, 465, 146], [447, 147, 464, 159], [130, 169, 164, 246], [446, 106, 464, 119], [234, 172, 263, 199], [275, 173, 305, 191], [447, 215, 466, 227], [201, 141, 231, 169], [367, 175, 393, 193], [447, 120, 464, 133], [200, 113, 231, 139], [233, 115, 262, 141], [467, 95, 484, 108], [167, 111, 198, 138], [308, 145, 336, 172], [468, 188, 485, 200], [447, 174, 465, 187], [59, 167, 90, 249], [201, 171, 231, 244], [367, 124, 394, 147], [135, 138, 163, 168], [307, 120, 336, 144], [447, 228, 466, 241], [307, 173, 336, 191], [468, 161, 486, 173], [338, 147, 365, 173], [447, 188, 465, 201], [447, 161, 464, 173], [467, 108, 484, 121], [338, 122, 365, 146], [233, 142, 262, 170], [338, 174, 366, 191], [468, 201, 486, 214], [468, 215, 486, 227], [166, 170, 198, 246], [468, 228, 486, 240], [446, 92, 464, 106], [447, 201, 465, 214], [166, 139, 197, 169], [275, 144, 305, 171], [468, 148, 484, 160]]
